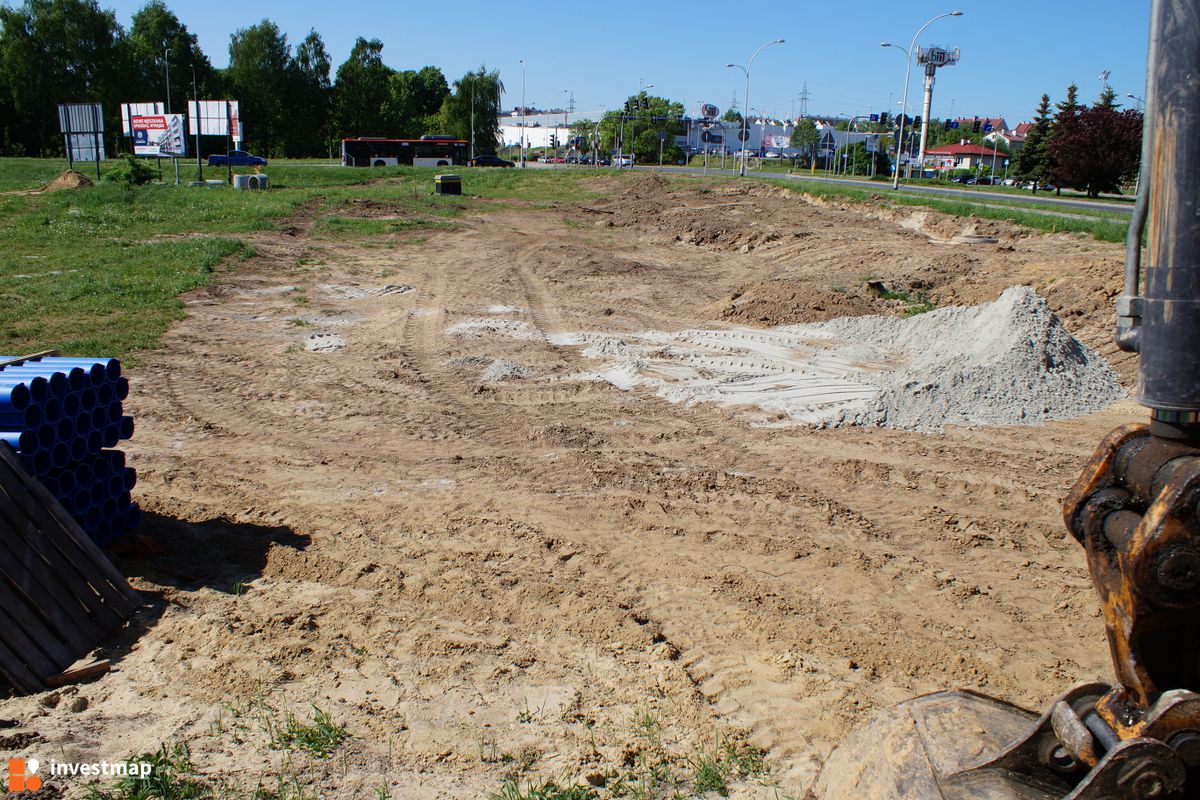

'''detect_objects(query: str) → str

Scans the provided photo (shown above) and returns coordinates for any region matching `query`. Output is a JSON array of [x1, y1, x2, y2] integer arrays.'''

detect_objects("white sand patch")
[[445, 317, 536, 340]]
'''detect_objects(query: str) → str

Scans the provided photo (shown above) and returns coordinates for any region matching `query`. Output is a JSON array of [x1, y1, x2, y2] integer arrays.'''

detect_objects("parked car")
[[613, 156, 632, 167], [469, 154, 515, 168], [207, 150, 267, 167]]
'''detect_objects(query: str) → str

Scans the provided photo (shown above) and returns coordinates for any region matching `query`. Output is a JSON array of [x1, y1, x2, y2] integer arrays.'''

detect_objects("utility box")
[[434, 174, 461, 195]]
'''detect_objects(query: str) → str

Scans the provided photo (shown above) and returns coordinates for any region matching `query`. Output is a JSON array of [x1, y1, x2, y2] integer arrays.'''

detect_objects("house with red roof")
[[924, 142, 1010, 173], [953, 117, 1009, 133], [984, 129, 1026, 151]]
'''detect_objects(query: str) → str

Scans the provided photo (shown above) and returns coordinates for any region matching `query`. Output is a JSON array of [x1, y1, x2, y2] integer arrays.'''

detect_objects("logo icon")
[[7, 758, 41, 792]]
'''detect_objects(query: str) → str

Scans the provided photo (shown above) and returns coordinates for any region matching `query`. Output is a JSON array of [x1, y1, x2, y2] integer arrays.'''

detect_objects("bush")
[[105, 155, 157, 187]]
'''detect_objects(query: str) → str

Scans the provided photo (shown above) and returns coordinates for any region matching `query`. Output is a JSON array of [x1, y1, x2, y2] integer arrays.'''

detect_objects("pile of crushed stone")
[[554, 286, 1123, 431]]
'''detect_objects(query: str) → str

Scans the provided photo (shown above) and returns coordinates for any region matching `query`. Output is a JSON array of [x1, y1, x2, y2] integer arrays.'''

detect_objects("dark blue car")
[[207, 150, 268, 167]]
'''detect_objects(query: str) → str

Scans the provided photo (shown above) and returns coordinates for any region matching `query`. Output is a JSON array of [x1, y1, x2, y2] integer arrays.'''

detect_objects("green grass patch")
[[489, 778, 600, 800], [266, 704, 350, 758], [84, 743, 210, 800], [0, 235, 246, 358]]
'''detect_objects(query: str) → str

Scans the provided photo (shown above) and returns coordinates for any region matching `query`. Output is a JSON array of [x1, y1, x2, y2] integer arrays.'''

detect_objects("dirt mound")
[[42, 170, 93, 191], [713, 280, 898, 325]]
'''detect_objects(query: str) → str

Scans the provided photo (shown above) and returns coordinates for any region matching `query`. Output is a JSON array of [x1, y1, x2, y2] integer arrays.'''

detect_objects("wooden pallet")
[[0, 442, 139, 692]]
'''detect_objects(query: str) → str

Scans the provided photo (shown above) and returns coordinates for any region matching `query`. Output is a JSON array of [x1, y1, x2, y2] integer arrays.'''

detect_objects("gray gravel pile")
[[814, 285, 1123, 430]]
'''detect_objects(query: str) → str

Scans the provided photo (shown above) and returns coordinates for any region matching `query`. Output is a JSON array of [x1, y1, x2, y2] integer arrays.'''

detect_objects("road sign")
[[737, 128, 749, 142], [701, 103, 719, 119], [657, 129, 667, 142]]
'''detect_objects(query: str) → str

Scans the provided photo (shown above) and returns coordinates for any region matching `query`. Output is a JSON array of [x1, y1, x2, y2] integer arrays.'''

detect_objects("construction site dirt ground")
[[5, 175, 1144, 798]]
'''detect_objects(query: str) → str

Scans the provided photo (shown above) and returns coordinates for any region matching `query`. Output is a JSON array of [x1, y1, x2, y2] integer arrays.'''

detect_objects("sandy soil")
[[3, 175, 1144, 798]]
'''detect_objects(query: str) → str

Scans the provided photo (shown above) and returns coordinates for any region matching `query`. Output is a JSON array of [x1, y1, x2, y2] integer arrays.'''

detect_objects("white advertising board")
[[188, 100, 241, 143], [131, 114, 187, 156], [120, 103, 164, 133]]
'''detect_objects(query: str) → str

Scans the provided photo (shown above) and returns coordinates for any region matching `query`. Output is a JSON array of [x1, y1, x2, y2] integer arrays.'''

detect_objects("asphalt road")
[[651, 165, 1133, 217]]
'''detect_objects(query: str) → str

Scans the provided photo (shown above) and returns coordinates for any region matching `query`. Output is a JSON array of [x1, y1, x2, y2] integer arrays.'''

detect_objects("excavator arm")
[[814, 1, 1200, 797]]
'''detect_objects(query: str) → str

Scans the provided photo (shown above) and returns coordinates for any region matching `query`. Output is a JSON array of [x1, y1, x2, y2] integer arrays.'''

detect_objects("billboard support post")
[[63, 110, 74, 172], [225, 101, 233, 185], [92, 105, 101, 180]]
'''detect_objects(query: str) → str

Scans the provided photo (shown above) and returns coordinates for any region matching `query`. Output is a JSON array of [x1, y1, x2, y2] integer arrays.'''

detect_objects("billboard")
[[120, 102, 164, 133], [188, 100, 241, 143], [917, 46, 960, 67], [131, 114, 187, 157], [57, 103, 105, 163], [763, 135, 790, 149]]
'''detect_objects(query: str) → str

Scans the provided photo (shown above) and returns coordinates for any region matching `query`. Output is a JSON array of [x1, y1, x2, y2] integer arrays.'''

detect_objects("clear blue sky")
[[88, 0, 1150, 127]]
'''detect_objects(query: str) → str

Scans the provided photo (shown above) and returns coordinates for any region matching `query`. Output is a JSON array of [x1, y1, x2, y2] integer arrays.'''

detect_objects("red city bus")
[[340, 136, 468, 167]]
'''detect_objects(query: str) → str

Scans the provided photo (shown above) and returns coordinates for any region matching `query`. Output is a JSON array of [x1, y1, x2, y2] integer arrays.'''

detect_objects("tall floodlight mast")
[[914, 44, 961, 177]]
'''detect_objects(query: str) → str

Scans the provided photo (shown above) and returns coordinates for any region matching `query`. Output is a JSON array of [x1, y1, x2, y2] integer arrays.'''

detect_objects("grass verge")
[[0, 158, 611, 359]]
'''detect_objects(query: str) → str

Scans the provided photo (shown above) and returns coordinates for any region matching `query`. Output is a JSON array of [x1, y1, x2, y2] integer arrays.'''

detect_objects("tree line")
[[0, 0, 503, 158], [1012, 84, 1142, 196]]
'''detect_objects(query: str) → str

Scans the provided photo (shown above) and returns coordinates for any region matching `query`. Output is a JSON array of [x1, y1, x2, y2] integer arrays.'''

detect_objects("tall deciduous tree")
[[596, 93, 683, 164], [127, 1, 218, 114], [387, 65, 447, 137], [226, 20, 292, 156], [333, 38, 392, 137], [290, 30, 331, 156], [0, 0, 127, 156], [1047, 105, 1142, 197], [1012, 94, 1053, 191], [435, 67, 502, 155], [789, 118, 819, 163]]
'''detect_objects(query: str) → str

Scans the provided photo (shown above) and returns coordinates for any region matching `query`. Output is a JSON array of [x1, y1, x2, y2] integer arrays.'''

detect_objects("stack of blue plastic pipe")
[[0, 356, 139, 544]]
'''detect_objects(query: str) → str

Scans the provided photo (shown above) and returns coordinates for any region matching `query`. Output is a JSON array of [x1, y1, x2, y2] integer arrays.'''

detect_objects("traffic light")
[[972, 118, 981, 132], [913, 116, 922, 127], [943, 118, 952, 130], [879, 112, 889, 126], [550, 135, 558, 148], [640, 97, 649, 110]]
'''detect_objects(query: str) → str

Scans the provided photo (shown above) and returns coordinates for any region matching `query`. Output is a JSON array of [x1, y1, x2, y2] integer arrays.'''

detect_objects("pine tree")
[[1012, 94, 1053, 191], [1096, 86, 1120, 110], [1056, 84, 1080, 115]]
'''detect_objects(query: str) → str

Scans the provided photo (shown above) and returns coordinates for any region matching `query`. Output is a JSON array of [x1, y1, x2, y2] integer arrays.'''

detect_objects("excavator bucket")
[[814, 0, 1200, 797], [812, 690, 1058, 800]]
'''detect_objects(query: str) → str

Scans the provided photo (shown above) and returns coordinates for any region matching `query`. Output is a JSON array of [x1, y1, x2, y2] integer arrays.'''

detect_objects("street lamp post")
[[190, 64, 202, 183], [163, 43, 171, 113], [882, 10, 962, 190], [519, 59, 527, 168], [726, 38, 784, 177]]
